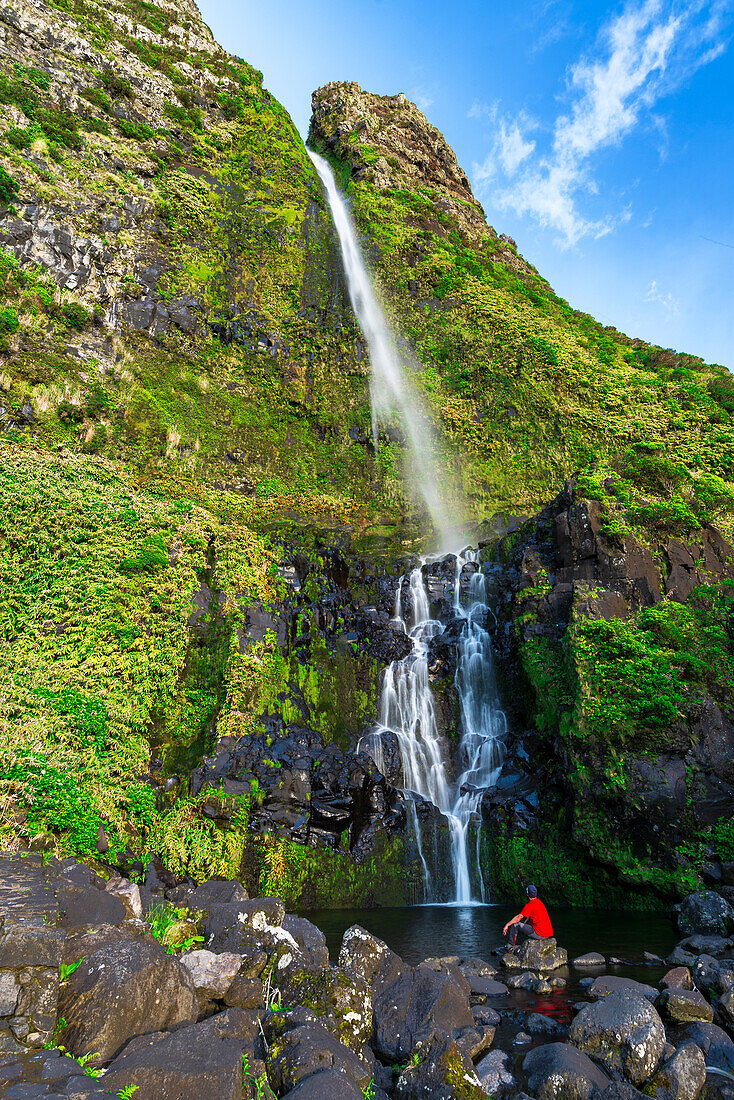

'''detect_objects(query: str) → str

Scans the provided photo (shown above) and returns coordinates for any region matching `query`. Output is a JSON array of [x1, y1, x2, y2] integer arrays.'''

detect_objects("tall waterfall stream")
[[309, 150, 507, 904]]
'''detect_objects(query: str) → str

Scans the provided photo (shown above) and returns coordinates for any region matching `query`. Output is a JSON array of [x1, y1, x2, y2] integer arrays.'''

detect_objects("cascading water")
[[310, 148, 506, 903], [364, 554, 506, 903], [307, 149, 461, 552]]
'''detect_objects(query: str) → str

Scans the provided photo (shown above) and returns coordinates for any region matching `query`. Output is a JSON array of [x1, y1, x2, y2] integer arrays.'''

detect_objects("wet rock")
[[523, 1041, 611, 1099], [569, 988, 666, 1084], [647, 1042, 706, 1099], [674, 894, 733, 937], [662, 968, 694, 991], [674, 1022, 734, 1073], [590, 975, 658, 1002], [692, 956, 734, 998], [573, 952, 606, 967], [475, 1048, 517, 1095], [394, 1031, 485, 1099], [680, 936, 732, 958], [502, 937, 568, 971], [266, 1021, 371, 1094], [57, 938, 197, 1060], [658, 988, 714, 1025], [203, 898, 285, 953], [466, 975, 509, 997], [526, 1012, 565, 1034], [102, 1008, 262, 1100], [716, 989, 734, 1032], [668, 945, 699, 968], [514, 1030, 532, 1046], [54, 881, 127, 931], [473, 1005, 501, 1027], [455, 1023, 495, 1059]]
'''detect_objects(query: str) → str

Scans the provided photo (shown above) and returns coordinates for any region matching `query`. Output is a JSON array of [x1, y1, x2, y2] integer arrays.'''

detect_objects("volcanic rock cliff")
[[1, 0, 733, 907]]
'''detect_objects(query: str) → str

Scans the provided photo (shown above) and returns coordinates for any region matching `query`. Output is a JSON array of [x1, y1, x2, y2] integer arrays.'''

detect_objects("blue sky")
[[198, 0, 734, 369]]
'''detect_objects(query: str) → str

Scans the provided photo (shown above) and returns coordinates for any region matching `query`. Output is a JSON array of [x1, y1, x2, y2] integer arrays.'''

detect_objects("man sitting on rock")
[[503, 884, 553, 945]]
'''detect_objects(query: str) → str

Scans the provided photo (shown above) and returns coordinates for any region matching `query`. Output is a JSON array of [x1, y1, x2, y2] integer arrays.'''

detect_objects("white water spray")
[[308, 150, 462, 551], [365, 555, 506, 903], [310, 149, 505, 903]]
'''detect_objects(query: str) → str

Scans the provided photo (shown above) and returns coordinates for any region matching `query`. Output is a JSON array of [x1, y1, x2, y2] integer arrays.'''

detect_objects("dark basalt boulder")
[[393, 1032, 486, 1099], [101, 1008, 262, 1100], [523, 1041, 611, 1099], [590, 975, 658, 1002], [279, 1068, 366, 1099], [657, 988, 714, 1025], [692, 955, 734, 998], [371, 958, 475, 1062], [266, 1021, 372, 1094], [282, 915, 330, 971], [569, 988, 666, 1084], [646, 1042, 706, 1100], [191, 722, 404, 861], [672, 1022, 734, 1071], [57, 938, 197, 1061], [674, 893, 734, 937], [203, 899, 285, 954]]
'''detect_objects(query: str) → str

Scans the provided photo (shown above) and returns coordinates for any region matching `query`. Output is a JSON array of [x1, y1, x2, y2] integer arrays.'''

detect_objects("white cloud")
[[471, 0, 732, 247], [645, 279, 680, 312]]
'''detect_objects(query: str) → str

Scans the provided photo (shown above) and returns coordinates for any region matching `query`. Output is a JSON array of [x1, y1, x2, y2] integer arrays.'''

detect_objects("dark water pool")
[[304, 903, 677, 970]]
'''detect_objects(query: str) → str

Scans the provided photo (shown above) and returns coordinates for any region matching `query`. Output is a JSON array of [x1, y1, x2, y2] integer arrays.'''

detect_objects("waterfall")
[[310, 148, 506, 903], [366, 554, 506, 904], [307, 149, 462, 552]]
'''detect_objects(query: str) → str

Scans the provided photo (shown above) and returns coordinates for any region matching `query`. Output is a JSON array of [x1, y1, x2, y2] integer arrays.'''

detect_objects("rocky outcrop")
[[192, 720, 404, 861], [309, 82, 489, 244]]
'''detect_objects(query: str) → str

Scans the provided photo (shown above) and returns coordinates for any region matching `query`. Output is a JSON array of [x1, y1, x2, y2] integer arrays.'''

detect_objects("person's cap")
[[526, 884, 538, 898]]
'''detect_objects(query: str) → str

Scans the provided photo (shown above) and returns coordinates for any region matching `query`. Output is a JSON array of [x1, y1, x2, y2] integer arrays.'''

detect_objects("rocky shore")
[[2, 854, 734, 1099]]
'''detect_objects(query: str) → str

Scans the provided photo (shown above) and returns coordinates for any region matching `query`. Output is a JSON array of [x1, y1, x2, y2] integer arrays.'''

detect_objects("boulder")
[[526, 1012, 565, 1034], [693, 956, 734, 998], [569, 988, 666, 1084], [57, 938, 197, 1060], [646, 1042, 706, 1100], [465, 975, 509, 997], [418, 957, 471, 998], [680, 936, 732, 958], [600, 1086, 647, 1099], [668, 946, 698, 968], [371, 960, 474, 1062], [55, 882, 127, 931], [523, 1041, 611, 1099], [590, 975, 658, 1002], [338, 925, 399, 986], [662, 968, 694, 991], [102, 1008, 262, 1100], [458, 956, 497, 979], [473, 1005, 501, 1027], [674, 894, 733, 937], [455, 1023, 495, 1060], [282, 916, 329, 971], [475, 1049, 517, 1095], [279, 1069, 364, 1099], [657, 988, 714, 1025], [266, 1022, 371, 1094], [717, 989, 734, 1032], [179, 949, 243, 1004], [204, 898, 286, 953], [674, 1022, 734, 1072], [104, 877, 142, 919], [187, 878, 249, 909], [502, 937, 568, 971], [394, 1032, 486, 1099], [573, 952, 606, 967]]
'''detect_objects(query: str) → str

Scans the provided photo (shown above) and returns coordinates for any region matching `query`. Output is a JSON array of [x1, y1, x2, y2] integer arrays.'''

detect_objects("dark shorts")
[[509, 921, 540, 945]]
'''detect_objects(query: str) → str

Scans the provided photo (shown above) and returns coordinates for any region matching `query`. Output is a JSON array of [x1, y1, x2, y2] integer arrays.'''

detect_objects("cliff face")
[[1, 0, 734, 905]]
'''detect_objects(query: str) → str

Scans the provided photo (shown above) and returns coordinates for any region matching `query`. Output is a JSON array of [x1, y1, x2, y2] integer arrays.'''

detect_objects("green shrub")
[[57, 400, 84, 423], [572, 617, 684, 743], [0, 307, 19, 336], [0, 166, 18, 205], [81, 86, 112, 113], [84, 379, 111, 417], [60, 302, 90, 329], [529, 336, 560, 365], [5, 759, 102, 852], [118, 535, 169, 575], [36, 107, 81, 148], [126, 782, 157, 827], [116, 118, 154, 142], [618, 442, 689, 496], [101, 70, 133, 98], [34, 688, 109, 753], [712, 816, 734, 861], [693, 472, 734, 519], [6, 125, 35, 149]]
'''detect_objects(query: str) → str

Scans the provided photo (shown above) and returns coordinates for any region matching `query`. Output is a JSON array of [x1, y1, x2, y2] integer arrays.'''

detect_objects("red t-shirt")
[[521, 897, 553, 937]]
